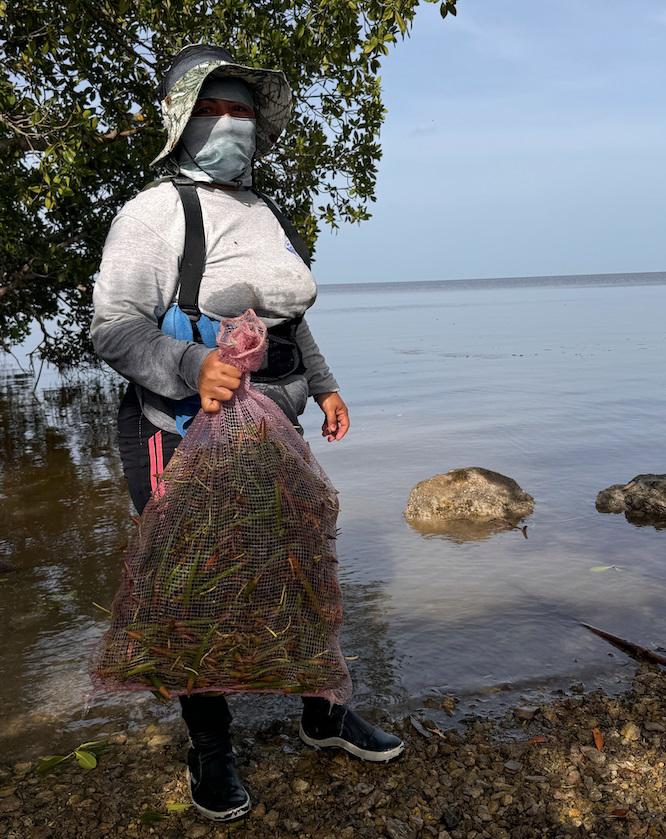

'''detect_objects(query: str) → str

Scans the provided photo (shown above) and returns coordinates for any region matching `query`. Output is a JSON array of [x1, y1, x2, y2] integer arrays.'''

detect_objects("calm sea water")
[[2, 272, 665, 757]]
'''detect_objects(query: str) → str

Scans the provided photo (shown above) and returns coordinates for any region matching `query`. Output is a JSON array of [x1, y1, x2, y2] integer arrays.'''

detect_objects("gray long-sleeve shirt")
[[91, 179, 339, 433]]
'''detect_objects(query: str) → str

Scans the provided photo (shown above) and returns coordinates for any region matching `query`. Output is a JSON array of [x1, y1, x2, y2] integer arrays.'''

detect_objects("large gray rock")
[[596, 474, 666, 527], [404, 467, 534, 540]]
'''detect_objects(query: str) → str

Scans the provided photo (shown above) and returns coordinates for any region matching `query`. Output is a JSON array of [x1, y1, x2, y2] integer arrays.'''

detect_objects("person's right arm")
[[91, 212, 239, 406]]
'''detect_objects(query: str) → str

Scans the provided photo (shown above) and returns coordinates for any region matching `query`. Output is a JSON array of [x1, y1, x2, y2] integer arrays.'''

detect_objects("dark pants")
[[117, 384, 330, 735]]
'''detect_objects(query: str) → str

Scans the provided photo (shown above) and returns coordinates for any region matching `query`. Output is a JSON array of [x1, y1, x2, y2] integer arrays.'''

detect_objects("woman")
[[91, 43, 404, 823]]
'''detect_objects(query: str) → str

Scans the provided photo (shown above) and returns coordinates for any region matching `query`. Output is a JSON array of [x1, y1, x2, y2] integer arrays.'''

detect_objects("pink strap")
[[148, 431, 166, 497]]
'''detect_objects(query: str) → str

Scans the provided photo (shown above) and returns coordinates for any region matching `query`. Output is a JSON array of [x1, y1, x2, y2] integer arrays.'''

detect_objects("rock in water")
[[404, 467, 534, 539], [596, 474, 666, 527]]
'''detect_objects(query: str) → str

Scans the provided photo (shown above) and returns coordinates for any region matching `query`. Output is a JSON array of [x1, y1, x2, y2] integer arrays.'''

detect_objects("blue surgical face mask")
[[177, 116, 256, 186], [177, 78, 257, 187]]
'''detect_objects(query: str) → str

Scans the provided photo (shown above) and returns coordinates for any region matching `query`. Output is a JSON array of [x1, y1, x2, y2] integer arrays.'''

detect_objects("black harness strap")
[[168, 177, 308, 379], [172, 176, 207, 322], [251, 189, 311, 269]]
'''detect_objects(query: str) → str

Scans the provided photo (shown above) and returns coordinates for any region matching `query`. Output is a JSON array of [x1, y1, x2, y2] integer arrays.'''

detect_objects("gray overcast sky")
[[313, 0, 666, 284]]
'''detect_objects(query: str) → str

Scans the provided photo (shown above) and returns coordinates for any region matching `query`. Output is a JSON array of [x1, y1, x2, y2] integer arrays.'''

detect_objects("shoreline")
[[318, 269, 666, 294], [2, 666, 665, 838]]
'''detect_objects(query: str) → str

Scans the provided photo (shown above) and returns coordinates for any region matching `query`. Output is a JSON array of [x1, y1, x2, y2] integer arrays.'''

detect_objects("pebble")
[[386, 817, 415, 839], [514, 706, 539, 721], [440, 696, 458, 715], [291, 778, 310, 794], [440, 807, 462, 829], [580, 746, 606, 765], [263, 809, 279, 828], [251, 801, 266, 818], [503, 760, 523, 774], [476, 804, 493, 822], [0, 796, 21, 813], [147, 734, 172, 747], [3, 673, 666, 839], [355, 782, 375, 795], [621, 722, 641, 742]]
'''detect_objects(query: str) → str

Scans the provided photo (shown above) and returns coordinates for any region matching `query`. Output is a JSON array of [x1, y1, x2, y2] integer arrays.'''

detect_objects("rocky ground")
[[2, 668, 666, 839]]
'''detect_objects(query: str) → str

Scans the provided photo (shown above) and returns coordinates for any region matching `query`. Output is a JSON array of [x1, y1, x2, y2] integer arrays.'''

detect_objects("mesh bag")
[[92, 309, 352, 705]]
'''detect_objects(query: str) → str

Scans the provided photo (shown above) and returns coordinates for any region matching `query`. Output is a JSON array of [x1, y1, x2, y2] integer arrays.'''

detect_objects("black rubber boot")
[[299, 697, 405, 763], [179, 694, 251, 821]]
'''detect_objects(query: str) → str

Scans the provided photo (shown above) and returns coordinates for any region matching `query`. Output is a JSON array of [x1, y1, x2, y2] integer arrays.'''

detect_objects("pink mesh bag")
[[91, 309, 352, 705]]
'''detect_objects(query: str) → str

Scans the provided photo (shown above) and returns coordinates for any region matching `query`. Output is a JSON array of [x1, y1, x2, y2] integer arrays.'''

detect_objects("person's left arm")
[[294, 316, 350, 442]]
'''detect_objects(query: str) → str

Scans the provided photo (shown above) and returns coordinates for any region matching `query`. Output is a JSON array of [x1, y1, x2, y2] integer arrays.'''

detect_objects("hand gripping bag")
[[92, 309, 352, 705]]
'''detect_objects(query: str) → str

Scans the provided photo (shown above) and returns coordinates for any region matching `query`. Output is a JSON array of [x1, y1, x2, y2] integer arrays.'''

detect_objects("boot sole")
[[298, 722, 405, 763], [186, 768, 252, 821]]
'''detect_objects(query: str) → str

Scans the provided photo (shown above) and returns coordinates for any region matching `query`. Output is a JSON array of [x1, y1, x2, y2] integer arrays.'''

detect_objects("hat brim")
[[150, 58, 292, 167]]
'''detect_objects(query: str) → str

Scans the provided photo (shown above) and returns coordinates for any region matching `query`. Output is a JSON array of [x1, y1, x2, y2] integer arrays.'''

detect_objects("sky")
[[313, 0, 666, 284]]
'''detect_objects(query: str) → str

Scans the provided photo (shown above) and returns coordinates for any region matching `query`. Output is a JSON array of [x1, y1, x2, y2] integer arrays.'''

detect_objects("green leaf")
[[75, 750, 97, 769], [125, 662, 157, 676], [166, 802, 192, 813], [35, 754, 70, 775], [140, 809, 167, 824], [590, 565, 617, 573], [77, 739, 109, 755]]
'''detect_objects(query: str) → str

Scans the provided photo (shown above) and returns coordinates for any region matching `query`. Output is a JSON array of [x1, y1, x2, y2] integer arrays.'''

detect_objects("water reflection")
[[609, 512, 666, 531], [0, 369, 133, 757], [406, 516, 527, 543]]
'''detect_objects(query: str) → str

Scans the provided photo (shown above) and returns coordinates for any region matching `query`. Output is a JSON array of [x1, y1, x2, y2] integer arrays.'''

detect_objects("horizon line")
[[317, 269, 666, 291]]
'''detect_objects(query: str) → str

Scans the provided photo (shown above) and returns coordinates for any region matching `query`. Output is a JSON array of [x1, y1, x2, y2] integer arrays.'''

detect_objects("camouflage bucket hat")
[[150, 44, 293, 167]]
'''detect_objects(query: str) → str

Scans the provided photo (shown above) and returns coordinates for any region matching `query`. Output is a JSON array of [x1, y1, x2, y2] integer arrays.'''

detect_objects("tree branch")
[[0, 122, 150, 153]]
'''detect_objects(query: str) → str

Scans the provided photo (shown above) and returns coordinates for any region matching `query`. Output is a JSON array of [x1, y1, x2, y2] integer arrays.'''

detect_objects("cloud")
[[409, 122, 439, 137], [653, 10, 666, 25]]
